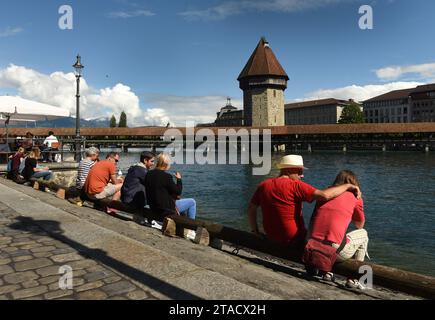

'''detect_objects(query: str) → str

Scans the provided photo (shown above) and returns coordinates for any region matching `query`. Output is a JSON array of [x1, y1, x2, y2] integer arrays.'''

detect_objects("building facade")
[[410, 84, 435, 122], [362, 88, 413, 123], [284, 98, 353, 125], [238, 37, 289, 127], [363, 84, 435, 123], [214, 98, 244, 127]]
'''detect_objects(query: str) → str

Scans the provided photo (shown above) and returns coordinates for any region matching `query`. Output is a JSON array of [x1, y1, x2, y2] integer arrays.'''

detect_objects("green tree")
[[338, 102, 365, 124], [110, 114, 117, 128], [118, 111, 127, 127]]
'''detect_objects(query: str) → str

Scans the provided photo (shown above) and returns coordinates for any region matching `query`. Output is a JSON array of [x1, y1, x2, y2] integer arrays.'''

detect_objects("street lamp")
[[73, 54, 84, 162]]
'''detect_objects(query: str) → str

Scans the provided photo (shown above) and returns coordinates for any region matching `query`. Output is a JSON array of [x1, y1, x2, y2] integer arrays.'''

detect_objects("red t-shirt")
[[251, 177, 316, 245], [84, 160, 116, 195], [310, 192, 365, 245]]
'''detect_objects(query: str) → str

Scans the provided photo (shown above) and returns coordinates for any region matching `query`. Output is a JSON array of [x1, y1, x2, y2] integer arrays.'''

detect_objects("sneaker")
[[346, 279, 366, 290], [151, 220, 163, 230], [322, 272, 335, 282]]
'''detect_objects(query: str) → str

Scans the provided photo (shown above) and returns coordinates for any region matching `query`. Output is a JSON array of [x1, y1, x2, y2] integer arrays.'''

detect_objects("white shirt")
[[43, 135, 59, 148]]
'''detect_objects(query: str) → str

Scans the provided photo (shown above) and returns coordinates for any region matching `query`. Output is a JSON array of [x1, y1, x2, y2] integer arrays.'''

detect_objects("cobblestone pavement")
[[0, 202, 158, 300]]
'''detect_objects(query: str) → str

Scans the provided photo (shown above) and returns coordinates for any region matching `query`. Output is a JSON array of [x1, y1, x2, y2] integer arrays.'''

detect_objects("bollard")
[[193, 226, 210, 246], [162, 217, 177, 237], [56, 188, 66, 200]]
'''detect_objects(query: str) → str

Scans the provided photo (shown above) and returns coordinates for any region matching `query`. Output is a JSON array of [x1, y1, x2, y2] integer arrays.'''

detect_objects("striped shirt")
[[76, 159, 96, 189]]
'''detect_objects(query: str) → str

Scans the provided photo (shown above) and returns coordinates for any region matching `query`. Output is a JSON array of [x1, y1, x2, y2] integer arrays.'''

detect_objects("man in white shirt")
[[43, 131, 59, 162]]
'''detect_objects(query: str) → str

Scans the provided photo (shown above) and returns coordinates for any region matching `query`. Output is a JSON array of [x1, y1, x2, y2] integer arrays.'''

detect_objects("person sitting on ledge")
[[145, 153, 197, 221], [121, 151, 155, 210], [84, 152, 123, 214], [76, 147, 100, 191], [22, 147, 53, 183], [305, 170, 368, 289], [7, 147, 26, 182], [248, 155, 361, 253]]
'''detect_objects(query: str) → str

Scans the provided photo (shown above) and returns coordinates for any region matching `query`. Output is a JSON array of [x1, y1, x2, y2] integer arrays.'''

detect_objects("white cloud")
[[0, 64, 239, 127], [108, 10, 155, 18], [375, 62, 435, 81], [142, 94, 243, 126], [0, 64, 167, 126], [297, 81, 424, 102], [179, 0, 353, 21], [0, 27, 23, 38]]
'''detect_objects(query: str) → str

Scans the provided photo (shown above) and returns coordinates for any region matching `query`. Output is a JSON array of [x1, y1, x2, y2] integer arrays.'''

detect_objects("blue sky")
[[0, 0, 434, 125]]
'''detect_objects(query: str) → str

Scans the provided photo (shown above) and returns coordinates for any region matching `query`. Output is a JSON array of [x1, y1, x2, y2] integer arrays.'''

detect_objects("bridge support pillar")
[[425, 145, 430, 153], [308, 144, 312, 153], [343, 144, 347, 152], [382, 144, 387, 152]]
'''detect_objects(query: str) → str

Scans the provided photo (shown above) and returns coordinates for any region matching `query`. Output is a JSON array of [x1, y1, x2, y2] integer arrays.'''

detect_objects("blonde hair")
[[29, 147, 40, 159], [155, 153, 171, 170], [17, 147, 25, 154]]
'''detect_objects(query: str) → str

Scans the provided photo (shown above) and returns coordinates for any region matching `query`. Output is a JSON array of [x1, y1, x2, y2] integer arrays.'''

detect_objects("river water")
[[113, 150, 435, 277]]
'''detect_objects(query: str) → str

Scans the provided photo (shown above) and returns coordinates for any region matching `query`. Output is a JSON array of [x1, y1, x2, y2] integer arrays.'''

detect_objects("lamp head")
[[73, 54, 84, 76]]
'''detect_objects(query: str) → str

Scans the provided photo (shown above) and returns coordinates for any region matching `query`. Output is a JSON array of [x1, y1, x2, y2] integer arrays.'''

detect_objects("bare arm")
[[110, 174, 118, 185], [354, 220, 365, 229], [313, 183, 361, 202]]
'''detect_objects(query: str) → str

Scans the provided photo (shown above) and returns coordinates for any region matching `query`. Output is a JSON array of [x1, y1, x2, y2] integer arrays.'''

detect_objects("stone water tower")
[[238, 37, 289, 127]]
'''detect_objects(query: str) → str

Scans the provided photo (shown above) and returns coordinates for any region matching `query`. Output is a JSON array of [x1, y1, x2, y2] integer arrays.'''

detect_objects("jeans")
[[42, 148, 57, 162], [32, 171, 53, 181], [176, 198, 196, 220]]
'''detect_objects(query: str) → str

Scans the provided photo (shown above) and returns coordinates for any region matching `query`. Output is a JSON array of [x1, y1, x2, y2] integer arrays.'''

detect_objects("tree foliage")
[[338, 102, 365, 124], [110, 114, 117, 128], [118, 111, 127, 128]]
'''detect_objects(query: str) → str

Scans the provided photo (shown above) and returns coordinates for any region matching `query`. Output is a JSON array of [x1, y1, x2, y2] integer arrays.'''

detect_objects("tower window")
[[274, 90, 276, 98]]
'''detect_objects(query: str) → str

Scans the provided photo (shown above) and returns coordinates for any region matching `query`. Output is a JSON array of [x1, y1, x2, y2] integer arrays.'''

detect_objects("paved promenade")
[[0, 178, 419, 300]]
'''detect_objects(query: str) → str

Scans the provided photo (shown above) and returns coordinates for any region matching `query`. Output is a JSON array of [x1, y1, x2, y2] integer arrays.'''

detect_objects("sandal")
[[346, 279, 366, 290], [322, 272, 335, 282], [106, 207, 120, 215]]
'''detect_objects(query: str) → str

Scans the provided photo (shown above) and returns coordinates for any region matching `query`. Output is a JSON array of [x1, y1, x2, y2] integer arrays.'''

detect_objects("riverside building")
[[284, 98, 355, 125]]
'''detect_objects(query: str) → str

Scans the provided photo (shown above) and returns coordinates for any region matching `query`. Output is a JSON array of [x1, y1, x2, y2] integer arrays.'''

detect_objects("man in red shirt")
[[84, 152, 123, 203], [248, 155, 361, 249]]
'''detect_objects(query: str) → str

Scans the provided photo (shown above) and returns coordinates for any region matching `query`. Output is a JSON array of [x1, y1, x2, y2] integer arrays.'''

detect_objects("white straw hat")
[[276, 155, 307, 170]]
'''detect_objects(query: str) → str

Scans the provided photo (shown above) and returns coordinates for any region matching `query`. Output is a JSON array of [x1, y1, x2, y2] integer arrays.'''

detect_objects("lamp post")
[[73, 54, 84, 162]]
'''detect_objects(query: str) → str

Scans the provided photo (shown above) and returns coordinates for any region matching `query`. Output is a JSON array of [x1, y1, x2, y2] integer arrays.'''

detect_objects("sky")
[[0, 0, 434, 126]]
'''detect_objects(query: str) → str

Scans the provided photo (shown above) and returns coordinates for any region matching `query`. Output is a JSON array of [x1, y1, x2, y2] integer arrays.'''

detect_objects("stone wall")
[[51, 170, 77, 188], [246, 88, 285, 127]]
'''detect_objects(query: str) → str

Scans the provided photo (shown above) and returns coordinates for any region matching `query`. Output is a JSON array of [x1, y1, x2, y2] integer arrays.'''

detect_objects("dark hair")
[[333, 170, 360, 188], [106, 152, 119, 160], [140, 151, 155, 163], [48, 131, 54, 136]]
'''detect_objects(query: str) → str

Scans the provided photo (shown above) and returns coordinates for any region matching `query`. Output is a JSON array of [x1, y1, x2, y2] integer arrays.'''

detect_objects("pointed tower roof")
[[238, 37, 289, 81]]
